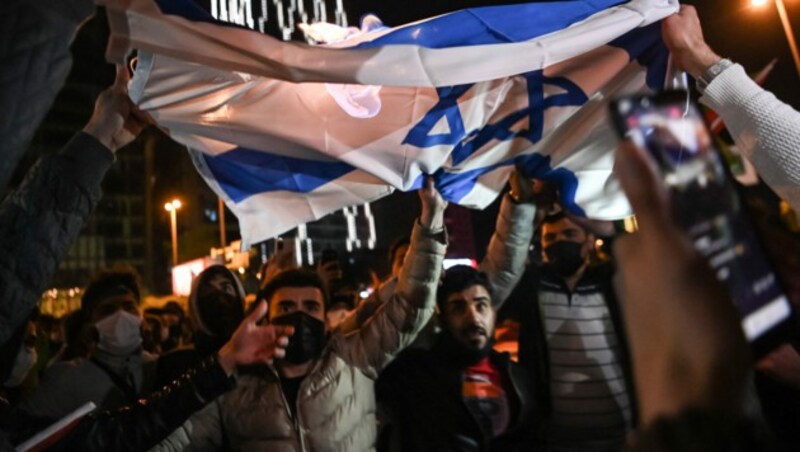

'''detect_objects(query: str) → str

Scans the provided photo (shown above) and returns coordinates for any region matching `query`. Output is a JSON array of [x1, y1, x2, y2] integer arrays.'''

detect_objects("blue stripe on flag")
[[608, 23, 669, 89], [355, 1, 626, 49], [203, 148, 356, 203]]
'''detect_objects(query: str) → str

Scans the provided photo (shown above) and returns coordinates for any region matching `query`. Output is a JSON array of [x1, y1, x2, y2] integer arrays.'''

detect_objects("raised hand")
[[217, 301, 294, 374], [418, 176, 448, 230], [661, 5, 721, 78], [82, 65, 148, 152], [612, 140, 748, 424]]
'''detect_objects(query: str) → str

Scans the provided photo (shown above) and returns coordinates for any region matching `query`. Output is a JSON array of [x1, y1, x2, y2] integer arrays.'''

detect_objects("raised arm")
[[663, 5, 800, 209], [0, 68, 145, 346], [56, 301, 291, 452], [332, 178, 447, 377], [479, 170, 540, 309]]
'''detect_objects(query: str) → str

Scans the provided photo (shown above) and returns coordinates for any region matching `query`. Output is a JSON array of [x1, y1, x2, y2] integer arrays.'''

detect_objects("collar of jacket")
[[92, 348, 146, 374], [538, 261, 614, 294]]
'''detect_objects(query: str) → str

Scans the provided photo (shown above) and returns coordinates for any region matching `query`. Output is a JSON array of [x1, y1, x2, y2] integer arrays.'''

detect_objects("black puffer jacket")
[[4, 355, 234, 451], [377, 340, 539, 451], [0, 0, 95, 191], [0, 132, 113, 352]]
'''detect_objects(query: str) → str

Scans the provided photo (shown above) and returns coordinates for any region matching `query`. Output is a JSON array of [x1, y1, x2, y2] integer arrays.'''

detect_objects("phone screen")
[[611, 91, 792, 344]]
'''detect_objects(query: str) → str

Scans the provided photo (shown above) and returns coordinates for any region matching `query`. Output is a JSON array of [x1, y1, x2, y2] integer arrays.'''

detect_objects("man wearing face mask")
[[1, 317, 38, 402], [499, 207, 635, 451], [156, 265, 246, 387], [18, 267, 157, 420], [377, 266, 537, 451], [172, 178, 447, 452]]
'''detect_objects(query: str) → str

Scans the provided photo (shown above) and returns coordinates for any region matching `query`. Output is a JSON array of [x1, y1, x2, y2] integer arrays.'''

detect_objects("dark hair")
[[81, 266, 142, 316], [388, 236, 411, 267], [162, 301, 185, 319], [258, 269, 328, 309], [541, 210, 568, 225], [437, 265, 493, 312]]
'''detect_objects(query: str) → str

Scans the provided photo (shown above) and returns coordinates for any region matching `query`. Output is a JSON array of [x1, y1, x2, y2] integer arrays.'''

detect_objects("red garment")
[[462, 357, 511, 437]]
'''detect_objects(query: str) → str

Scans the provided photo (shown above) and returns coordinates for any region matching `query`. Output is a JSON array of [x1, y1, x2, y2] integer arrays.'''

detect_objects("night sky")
[[691, 0, 800, 108]]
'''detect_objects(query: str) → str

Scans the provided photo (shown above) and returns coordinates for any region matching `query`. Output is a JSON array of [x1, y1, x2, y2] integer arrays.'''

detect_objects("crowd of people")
[[1, 4, 800, 451]]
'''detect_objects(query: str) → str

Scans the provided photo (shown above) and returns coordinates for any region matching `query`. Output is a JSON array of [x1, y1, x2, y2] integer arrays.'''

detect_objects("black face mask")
[[196, 291, 244, 339], [271, 311, 327, 364], [544, 241, 586, 277]]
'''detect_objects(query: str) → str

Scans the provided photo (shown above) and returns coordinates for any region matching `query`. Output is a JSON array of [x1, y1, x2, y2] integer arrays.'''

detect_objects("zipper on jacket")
[[295, 394, 307, 452], [293, 359, 323, 452], [271, 367, 306, 452], [270, 356, 325, 452]]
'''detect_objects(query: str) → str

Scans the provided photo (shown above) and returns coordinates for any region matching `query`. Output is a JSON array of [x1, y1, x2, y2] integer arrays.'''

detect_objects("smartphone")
[[609, 91, 794, 357]]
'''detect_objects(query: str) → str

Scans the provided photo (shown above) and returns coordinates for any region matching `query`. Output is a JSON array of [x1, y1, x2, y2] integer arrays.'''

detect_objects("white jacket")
[[700, 63, 800, 210]]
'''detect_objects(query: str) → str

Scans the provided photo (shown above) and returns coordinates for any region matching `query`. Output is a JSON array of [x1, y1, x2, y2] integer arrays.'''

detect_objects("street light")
[[752, 0, 800, 78], [164, 199, 182, 266]]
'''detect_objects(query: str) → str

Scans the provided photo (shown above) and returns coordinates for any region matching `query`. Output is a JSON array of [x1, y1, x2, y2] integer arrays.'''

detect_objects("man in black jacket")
[[377, 265, 537, 451], [3, 300, 293, 451], [501, 211, 635, 452]]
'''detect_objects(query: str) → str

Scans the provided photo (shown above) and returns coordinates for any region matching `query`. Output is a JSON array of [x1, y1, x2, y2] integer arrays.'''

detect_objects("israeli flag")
[[103, 0, 679, 247]]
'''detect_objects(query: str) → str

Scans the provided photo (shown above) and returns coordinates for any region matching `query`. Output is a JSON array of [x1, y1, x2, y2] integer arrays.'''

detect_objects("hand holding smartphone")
[[609, 91, 793, 357]]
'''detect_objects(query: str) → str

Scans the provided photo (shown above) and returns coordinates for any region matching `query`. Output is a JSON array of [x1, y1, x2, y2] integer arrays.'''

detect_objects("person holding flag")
[[663, 5, 800, 211]]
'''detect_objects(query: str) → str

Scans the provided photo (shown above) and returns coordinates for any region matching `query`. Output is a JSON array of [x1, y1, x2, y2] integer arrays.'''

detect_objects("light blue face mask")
[[95, 310, 143, 356], [5, 344, 37, 388]]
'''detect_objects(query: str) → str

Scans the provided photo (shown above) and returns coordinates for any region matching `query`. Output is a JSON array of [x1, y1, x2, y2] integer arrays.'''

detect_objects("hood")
[[188, 265, 246, 336]]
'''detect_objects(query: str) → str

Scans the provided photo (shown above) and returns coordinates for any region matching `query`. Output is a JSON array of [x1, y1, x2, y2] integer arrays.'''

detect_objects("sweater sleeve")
[[331, 221, 447, 378], [0, 132, 113, 345], [479, 194, 536, 309], [700, 64, 800, 210]]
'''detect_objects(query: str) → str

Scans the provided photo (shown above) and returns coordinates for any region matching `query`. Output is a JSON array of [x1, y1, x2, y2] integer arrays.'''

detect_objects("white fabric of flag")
[[101, 0, 679, 247]]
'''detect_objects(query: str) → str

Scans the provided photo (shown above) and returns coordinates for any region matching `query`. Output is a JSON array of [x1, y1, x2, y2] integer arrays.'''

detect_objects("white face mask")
[[4, 345, 37, 388], [95, 310, 143, 356]]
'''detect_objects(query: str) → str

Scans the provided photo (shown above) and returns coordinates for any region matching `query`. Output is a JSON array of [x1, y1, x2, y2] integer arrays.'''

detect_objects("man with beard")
[[501, 209, 635, 452], [377, 266, 537, 451], [166, 179, 447, 451], [156, 265, 246, 386]]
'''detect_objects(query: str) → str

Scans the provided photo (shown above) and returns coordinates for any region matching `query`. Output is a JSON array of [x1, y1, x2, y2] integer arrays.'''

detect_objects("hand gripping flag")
[[101, 0, 679, 247]]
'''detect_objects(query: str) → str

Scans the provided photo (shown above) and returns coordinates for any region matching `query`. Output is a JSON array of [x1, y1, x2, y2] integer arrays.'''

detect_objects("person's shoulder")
[[39, 357, 96, 387], [159, 345, 200, 361], [579, 262, 616, 286], [46, 356, 90, 374], [395, 347, 432, 364], [381, 347, 432, 378]]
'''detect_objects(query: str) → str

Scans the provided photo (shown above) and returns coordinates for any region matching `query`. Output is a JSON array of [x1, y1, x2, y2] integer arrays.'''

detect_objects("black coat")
[[4, 355, 234, 451], [377, 340, 540, 452], [0, 133, 113, 372], [0, 0, 95, 191], [499, 262, 638, 425]]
